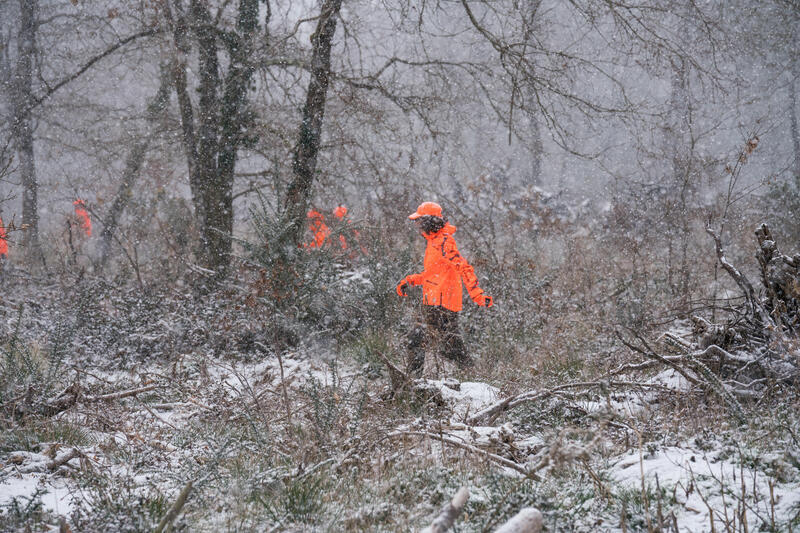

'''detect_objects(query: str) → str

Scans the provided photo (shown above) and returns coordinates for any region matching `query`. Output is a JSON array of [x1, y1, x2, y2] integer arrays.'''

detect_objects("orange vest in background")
[[0, 216, 7, 257], [304, 209, 330, 249], [333, 206, 349, 250], [74, 200, 92, 237]]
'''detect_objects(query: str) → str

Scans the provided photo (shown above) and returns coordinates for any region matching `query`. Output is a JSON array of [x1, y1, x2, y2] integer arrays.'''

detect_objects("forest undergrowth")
[[1, 204, 799, 532]]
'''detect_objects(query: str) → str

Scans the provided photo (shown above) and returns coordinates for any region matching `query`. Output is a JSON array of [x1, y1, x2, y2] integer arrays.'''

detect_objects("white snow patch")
[[0, 473, 75, 517], [427, 379, 500, 419], [647, 368, 693, 392], [610, 446, 800, 532]]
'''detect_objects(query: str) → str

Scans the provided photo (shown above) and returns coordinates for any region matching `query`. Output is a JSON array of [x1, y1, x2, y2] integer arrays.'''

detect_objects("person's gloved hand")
[[470, 288, 491, 307], [396, 274, 421, 297], [396, 279, 409, 297]]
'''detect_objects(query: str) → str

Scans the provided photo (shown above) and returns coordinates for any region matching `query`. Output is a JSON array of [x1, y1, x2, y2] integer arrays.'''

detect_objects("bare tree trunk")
[[209, 0, 259, 276], [168, 0, 261, 278], [668, 49, 692, 312], [790, 21, 800, 187], [285, 0, 343, 245], [11, 0, 42, 266], [529, 113, 543, 187], [190, 0, 221, 271], [166, 1, 200, 214], [98, 67, 172, 269], [525, 1, 544, 189]]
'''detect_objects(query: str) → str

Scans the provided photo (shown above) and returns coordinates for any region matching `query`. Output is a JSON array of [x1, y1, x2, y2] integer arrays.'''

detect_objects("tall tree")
[[167, 0, 262, 277], [10, 0, 41, 264], [284, 0, 344, 246], [791, 18, 800, 185]]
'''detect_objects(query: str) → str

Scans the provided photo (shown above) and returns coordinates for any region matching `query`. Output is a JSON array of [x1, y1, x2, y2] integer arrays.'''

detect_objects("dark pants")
[[407, 305, 472, 376]]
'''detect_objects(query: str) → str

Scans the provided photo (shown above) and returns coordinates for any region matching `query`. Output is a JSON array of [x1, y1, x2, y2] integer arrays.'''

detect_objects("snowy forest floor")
[[1, 268, 799, 532]]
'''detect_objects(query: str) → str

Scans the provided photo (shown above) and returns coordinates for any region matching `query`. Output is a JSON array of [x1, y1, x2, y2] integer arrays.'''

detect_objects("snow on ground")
[[205, 351, 348, 398], [647, 369, 693, 392], [0, 472, 75, 517], [0, 349, 347, 525], [424, 379, 500, 419], [609, 445, 800, 532], [4, 336, 798, 532], [577, 369, 694, 419]]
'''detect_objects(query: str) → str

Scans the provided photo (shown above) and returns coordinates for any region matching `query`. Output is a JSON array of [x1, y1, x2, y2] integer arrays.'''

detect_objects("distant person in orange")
[[333, 205, 349, 250], [73, 199, 92, 237], [396, 201, 493, 375], [331, 205, 364, 254], [304, 208, 330, 249], [0, 216, 8, 259]]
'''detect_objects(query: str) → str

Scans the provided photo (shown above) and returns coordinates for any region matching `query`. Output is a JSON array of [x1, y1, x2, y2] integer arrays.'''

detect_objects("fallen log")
[[17, 447, 84, 474], [25, 383, 159, 418], [85, 384, 157, 402], [494, 508, 543, 533], [466, 380, 676, 427]]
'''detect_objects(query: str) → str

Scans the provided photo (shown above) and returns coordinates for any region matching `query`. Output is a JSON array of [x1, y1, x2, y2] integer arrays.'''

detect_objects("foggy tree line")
[[0, 0, 798, 283]]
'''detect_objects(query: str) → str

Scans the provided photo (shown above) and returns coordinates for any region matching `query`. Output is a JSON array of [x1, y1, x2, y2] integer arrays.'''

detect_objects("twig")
[[376, 350, 410, 392], [85, 384, 157, 402], [153, 480, 194, 533], [389, 430, 539, 478], [617, 330, 700, 386]]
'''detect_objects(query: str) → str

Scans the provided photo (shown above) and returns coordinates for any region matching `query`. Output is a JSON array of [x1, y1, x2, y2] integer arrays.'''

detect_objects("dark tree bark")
[[208, 0, 259, 274], [190, 0, 223, 270], [668, 49, 693, 309], [98, 67, 173, 269], [528, 114, 543, 187], [285, 0, 343, 246], [168, 0, 262, 278], [524, 1, 544, 189], [10, 0, 42, 265], [165, 2, 202, 227], [790, 20, 800, 186]]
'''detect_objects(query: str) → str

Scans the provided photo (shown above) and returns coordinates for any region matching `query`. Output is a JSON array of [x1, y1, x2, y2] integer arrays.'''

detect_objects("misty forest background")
[[1, 0, 800, 531]]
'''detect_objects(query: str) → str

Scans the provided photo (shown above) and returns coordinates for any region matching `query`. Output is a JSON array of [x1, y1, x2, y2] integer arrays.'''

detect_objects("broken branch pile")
[[621, 224, 800, 419]]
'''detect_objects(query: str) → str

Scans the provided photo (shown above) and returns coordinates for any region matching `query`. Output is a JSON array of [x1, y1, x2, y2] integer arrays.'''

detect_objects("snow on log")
[[493, 508, 543, 533], [421, 486, 469, 533]]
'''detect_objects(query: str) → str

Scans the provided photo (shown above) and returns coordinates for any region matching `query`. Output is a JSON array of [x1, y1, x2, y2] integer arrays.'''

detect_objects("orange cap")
[[408, 201, 442, 220], [333, 206, 347, 218]]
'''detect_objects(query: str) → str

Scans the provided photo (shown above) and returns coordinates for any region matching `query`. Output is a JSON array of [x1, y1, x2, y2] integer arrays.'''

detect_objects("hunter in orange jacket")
[[396, 202, 492, 312], [332, 205, 350, 250], [396, 202, 493, 374], [73, 199, 92, 238], [304, 209, 330, 249], [0, 216, 7, 258]]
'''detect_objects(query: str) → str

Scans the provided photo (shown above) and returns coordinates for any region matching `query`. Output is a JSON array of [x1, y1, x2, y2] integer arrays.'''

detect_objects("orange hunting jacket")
[[0, 217, 7, 257], [304, 210, 330, 249], [74, 203, 92, 237], [406, 223, 484, 312]]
